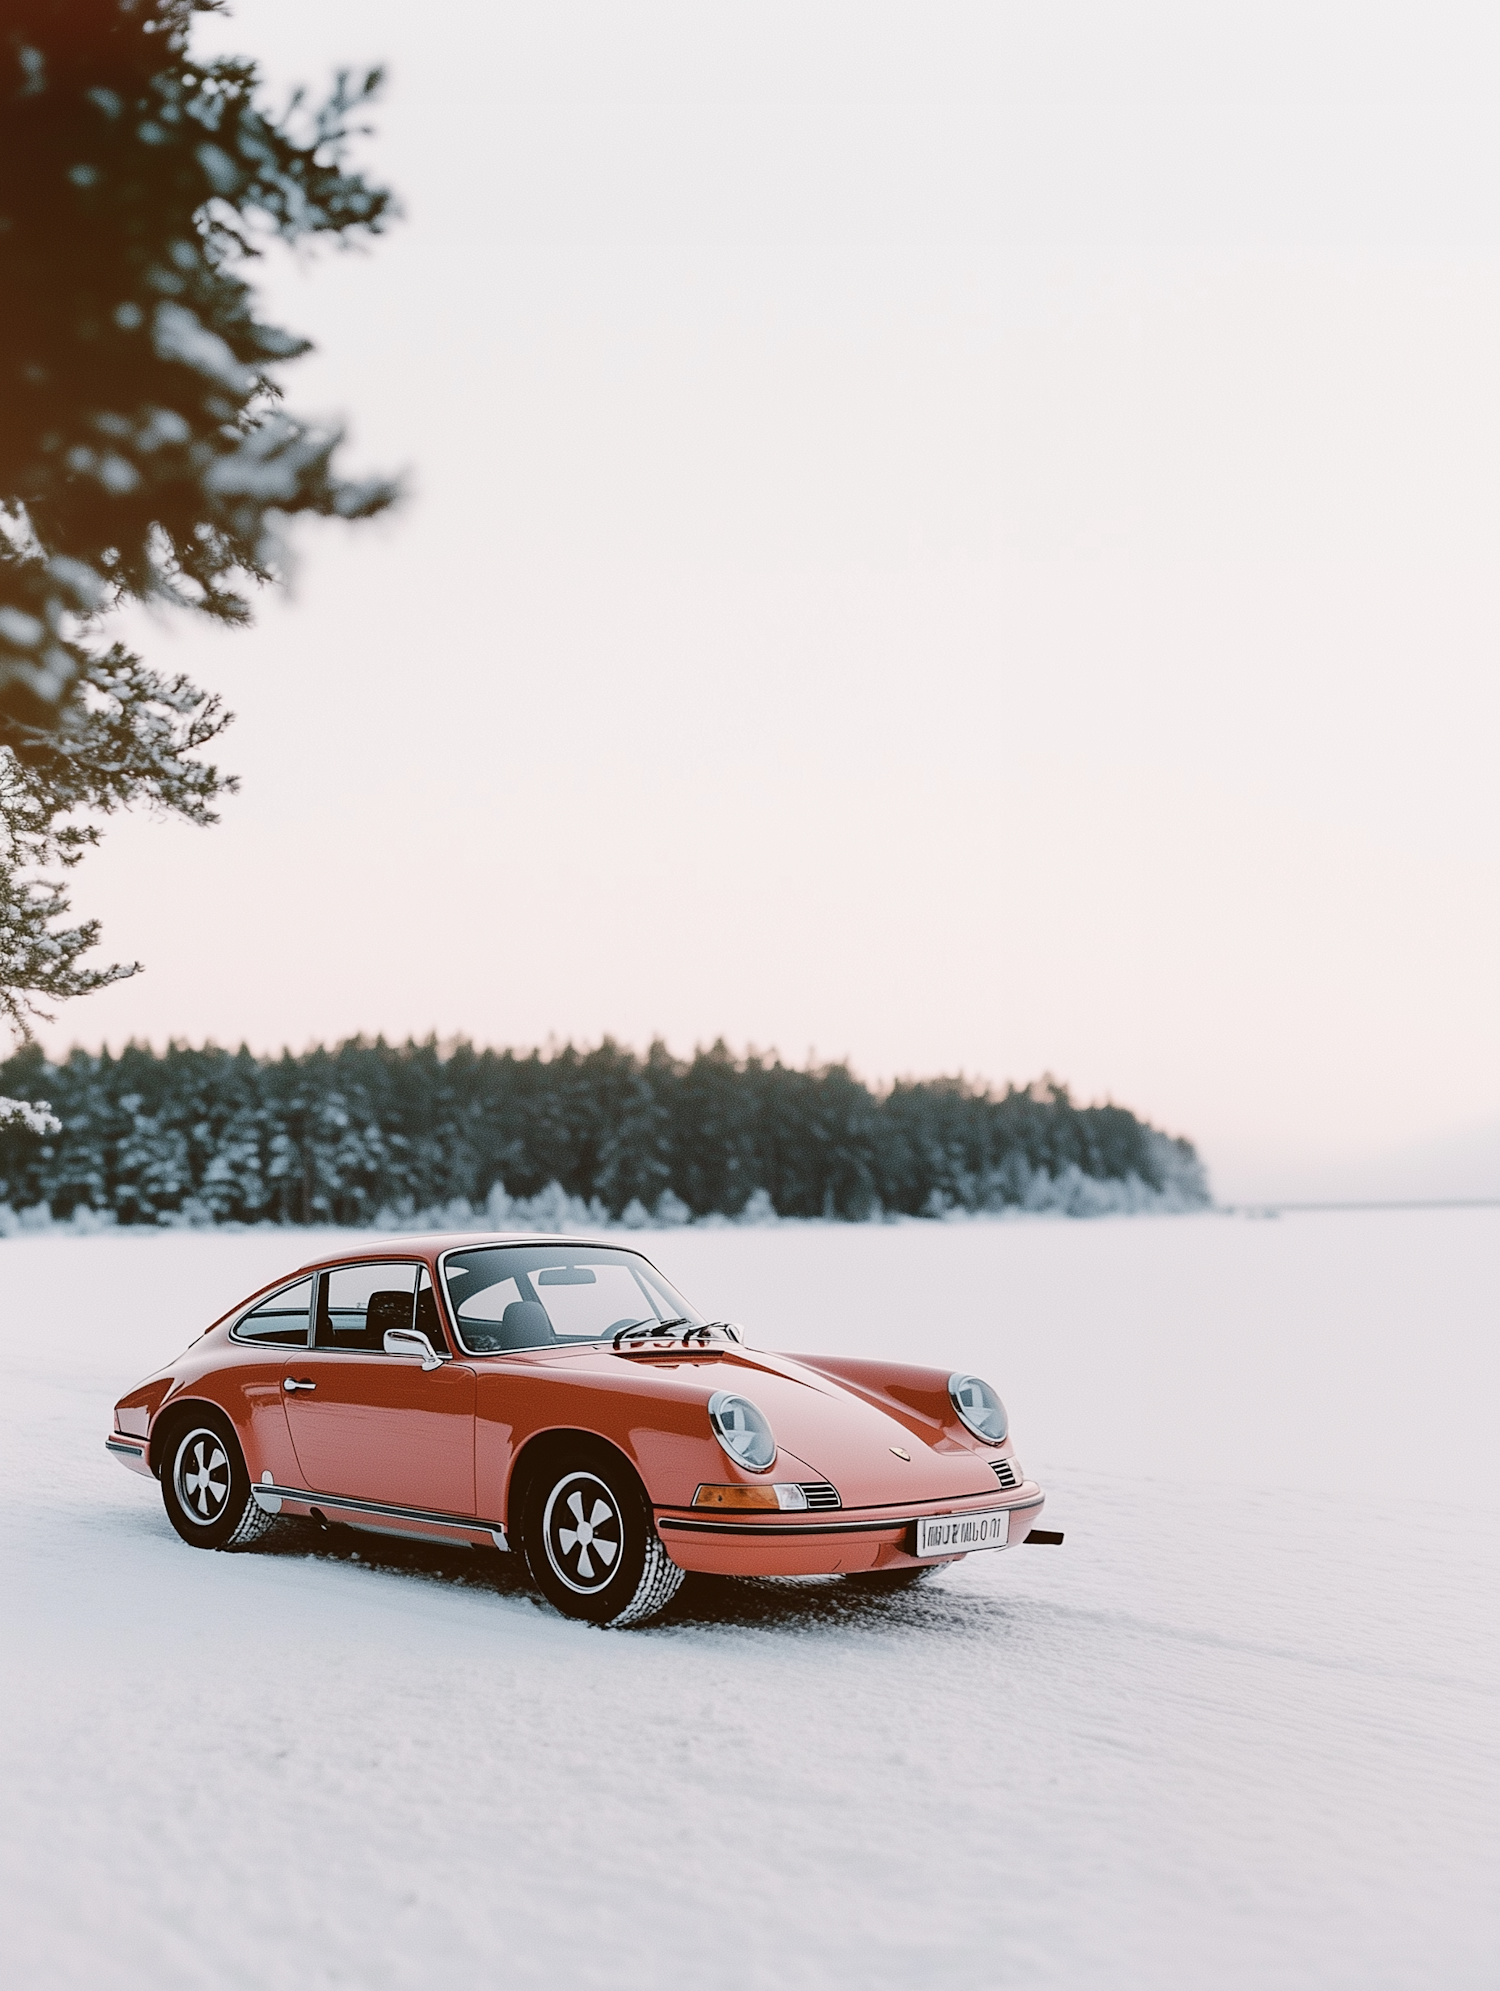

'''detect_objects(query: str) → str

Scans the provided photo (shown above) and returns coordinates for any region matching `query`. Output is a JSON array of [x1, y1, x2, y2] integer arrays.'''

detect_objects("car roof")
[[288, 1232, 644, 1274]]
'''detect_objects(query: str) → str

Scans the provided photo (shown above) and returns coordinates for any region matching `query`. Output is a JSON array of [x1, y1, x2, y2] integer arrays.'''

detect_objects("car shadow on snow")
[[244, 1516, 1016, 1639], [653, 1569, 1014, 1637]]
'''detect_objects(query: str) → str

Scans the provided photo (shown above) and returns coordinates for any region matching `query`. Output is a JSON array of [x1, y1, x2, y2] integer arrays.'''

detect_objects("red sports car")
[[108, 1233, 1053, 1626]]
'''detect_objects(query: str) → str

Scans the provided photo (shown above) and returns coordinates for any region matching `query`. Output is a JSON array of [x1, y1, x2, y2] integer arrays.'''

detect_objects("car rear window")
[[234, 1277, 313, 1345]]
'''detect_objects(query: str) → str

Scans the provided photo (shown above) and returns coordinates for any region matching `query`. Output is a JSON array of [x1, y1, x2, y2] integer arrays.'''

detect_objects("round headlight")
[[949, 1373, 1008, 1444], [707, 1391, 777, 1471]]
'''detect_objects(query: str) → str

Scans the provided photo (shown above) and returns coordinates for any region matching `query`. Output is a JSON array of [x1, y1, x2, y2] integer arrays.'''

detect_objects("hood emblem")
[[890, 1446, 911, 1461]]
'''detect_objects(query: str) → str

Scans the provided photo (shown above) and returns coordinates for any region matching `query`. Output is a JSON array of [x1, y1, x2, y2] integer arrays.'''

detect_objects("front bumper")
[[654, 1481, 1047, 1577]]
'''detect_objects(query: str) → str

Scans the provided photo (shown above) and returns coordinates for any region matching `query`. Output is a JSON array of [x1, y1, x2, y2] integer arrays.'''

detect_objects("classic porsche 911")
[[107, 1234, 1053, 1627]]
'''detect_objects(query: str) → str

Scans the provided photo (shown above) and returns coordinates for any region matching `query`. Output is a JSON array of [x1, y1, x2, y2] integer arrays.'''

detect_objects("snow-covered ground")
[[2, 1210, 1495, 1989]]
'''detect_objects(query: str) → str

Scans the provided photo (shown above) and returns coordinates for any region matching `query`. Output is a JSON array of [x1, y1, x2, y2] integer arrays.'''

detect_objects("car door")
[[281, 1262, 476, 1515]]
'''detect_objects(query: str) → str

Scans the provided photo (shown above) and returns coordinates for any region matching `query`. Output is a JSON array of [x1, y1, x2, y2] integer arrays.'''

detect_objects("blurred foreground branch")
[[0, 0, 396, 1034]]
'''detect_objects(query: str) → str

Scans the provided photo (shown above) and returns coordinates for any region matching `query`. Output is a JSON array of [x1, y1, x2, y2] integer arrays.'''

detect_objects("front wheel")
[[160, 1410, 280, 1551], [521, 1445, 684, 1627]]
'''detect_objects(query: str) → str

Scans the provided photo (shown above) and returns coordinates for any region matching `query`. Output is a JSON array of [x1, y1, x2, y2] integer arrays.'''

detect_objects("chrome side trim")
[[252, 1481, 500, 1536], [105, 1437, 144, 1457]]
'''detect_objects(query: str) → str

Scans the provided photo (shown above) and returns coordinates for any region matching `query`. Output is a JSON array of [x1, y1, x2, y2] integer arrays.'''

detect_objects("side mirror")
[[384, 1327, 443, 1371]]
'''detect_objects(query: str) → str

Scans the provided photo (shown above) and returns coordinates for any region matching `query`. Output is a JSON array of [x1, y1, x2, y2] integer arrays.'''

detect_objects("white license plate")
[[914, 1508, 1013, 1558]]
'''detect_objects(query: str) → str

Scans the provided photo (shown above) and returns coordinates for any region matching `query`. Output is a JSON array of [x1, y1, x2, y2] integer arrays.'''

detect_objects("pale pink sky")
[[58, 2, 1500, 1201]]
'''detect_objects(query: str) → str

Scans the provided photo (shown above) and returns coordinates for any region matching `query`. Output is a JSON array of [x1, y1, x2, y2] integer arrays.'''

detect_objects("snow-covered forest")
[[0, 1037, 1207, 1228]]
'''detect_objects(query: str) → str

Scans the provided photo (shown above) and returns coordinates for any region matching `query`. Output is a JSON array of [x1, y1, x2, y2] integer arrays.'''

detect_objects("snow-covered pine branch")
[[0, 1096, 59, 1136]]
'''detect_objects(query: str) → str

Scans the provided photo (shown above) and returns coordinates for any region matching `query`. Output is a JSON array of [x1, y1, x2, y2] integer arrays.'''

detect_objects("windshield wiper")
[[693, 1319, 744, 1344], [612, 1317, 743, 1350], [612, 1316, 691, 1349]]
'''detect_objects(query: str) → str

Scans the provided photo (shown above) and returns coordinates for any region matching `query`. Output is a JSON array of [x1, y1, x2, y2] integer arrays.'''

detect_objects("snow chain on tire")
[[609, 1526, 686, 1627], [224, 1495, 283, 1549]]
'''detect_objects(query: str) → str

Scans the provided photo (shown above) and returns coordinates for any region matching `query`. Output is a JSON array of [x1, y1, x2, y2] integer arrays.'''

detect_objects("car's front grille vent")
[[799, 1481, 842, 1510], [991, 1457, 1020, 1489]]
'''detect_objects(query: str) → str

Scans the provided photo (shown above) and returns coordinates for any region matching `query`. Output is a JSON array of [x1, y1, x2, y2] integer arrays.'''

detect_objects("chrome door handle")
[[283, 1378, 316, 1392]]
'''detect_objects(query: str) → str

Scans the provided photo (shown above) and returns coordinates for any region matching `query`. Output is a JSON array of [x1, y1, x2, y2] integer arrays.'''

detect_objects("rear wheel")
[[160, 1410, 279, 1551], [521, 1444, 684, 1627]]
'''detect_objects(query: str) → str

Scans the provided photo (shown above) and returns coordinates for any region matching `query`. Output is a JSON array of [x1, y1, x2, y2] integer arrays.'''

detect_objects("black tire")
[[520, 1443, 684, 1627], [159, 1408, 280, 1552]]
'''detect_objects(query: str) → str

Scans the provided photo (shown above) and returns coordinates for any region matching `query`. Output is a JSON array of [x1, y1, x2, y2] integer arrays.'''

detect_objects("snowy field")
[[2, 1209, 1496, 1990]]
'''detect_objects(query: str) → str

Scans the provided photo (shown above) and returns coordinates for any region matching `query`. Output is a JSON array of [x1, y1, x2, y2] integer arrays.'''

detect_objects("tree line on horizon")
[[0, 1036, 1209, 1228]]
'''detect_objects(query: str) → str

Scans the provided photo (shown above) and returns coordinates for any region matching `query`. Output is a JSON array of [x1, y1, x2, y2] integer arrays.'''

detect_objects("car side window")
[[316, 1263, 420, 1352], [235, 1277, 313, 1346]]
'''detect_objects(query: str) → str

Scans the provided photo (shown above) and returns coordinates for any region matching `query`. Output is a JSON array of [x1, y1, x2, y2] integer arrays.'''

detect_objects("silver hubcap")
[[174, 1428, 231, 1526], [542, 1471, 623, 1594]]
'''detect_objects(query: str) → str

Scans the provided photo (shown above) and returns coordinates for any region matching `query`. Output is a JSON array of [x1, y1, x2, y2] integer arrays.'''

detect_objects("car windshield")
[[441, 1243, 702, 1354]]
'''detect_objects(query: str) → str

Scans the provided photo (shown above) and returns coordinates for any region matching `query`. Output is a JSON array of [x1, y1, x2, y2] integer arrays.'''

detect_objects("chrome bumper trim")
[[657, 1491, 1044, 1539], [659, 1515, 909, 1538]]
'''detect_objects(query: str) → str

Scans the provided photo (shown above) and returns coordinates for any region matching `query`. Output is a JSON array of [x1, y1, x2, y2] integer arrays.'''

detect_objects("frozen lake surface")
[[2, 1210, 1496, 1989]]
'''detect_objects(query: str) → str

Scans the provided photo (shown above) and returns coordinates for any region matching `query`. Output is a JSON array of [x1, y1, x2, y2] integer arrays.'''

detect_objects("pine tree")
[[0, 1036, 1211, 1227]]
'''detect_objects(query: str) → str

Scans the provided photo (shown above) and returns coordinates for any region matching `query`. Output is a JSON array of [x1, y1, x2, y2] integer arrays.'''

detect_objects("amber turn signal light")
[[693, 1483, 813, 1510], [693, 1483, 782, 1509]]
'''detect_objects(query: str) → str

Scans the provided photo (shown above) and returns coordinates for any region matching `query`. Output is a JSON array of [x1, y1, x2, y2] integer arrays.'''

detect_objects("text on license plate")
[[913, 1508, 1012, 1558]]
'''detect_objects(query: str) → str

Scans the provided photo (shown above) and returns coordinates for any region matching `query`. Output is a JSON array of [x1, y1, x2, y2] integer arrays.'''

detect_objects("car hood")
[[533, 1341, 1001, 1507]]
